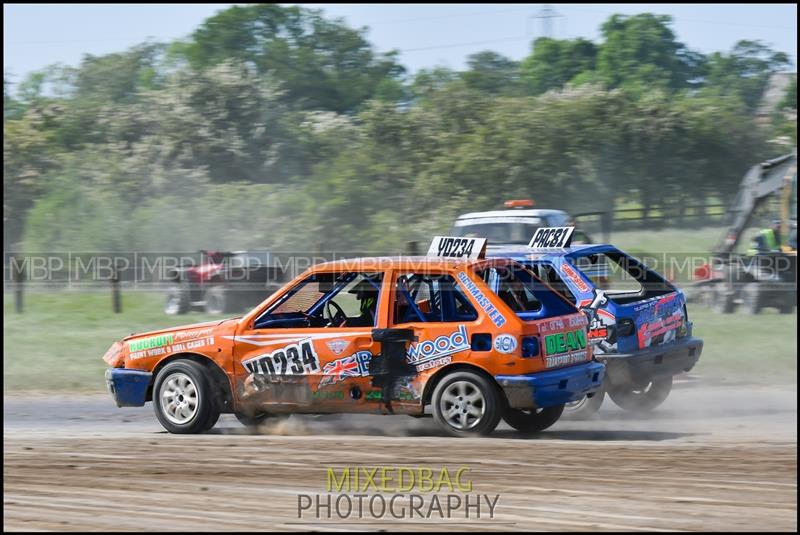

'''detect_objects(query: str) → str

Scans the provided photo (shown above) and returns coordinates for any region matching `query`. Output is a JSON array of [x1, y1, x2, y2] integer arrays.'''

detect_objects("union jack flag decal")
[[318, 351, 372, 388]]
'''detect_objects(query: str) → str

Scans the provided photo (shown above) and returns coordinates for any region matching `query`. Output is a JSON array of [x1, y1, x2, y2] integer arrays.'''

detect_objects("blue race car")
[[488, 227, 703, 417]]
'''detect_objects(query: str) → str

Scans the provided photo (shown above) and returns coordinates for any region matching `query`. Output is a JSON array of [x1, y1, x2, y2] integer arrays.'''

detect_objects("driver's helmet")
[[349, 277, 380, 313]]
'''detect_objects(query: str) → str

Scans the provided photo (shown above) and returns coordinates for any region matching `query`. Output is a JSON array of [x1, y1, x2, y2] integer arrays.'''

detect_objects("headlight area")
[[102, 341, 124, 367]]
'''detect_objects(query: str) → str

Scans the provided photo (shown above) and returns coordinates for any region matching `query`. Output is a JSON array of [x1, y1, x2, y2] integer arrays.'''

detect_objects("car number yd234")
[[243, 339, 321, 375]]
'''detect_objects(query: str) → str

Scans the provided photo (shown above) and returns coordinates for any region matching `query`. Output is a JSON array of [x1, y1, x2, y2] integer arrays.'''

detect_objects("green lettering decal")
[[128, 333, 174, 352], [576, 329, 586, 349], [556, 333, 566, 353], [545, 335, 557, 355]]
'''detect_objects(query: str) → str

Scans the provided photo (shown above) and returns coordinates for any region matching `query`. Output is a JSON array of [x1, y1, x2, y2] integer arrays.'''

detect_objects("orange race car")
[[103, 237, 604, 437]]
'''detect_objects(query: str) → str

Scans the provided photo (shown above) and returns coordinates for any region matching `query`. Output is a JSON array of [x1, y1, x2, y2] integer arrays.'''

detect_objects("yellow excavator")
[[695, 151, 796, 314]]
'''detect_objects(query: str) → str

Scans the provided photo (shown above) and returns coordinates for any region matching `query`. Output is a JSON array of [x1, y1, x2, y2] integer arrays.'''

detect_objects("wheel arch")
[[421, 362, 505, 407], [148, 353, 234, 413]]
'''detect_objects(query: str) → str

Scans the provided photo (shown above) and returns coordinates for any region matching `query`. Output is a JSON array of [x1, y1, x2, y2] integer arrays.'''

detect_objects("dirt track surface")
[[4, 381, 797, 532]]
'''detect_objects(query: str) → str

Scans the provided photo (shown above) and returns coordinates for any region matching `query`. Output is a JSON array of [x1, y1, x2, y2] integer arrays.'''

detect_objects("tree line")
[[4, 5, 797, 252]]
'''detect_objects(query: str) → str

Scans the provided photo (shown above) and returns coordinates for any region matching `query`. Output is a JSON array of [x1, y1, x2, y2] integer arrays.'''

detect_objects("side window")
[[395, 273, 478, 323], [538, 264, 577, 304], [255, 271, 383, 329]]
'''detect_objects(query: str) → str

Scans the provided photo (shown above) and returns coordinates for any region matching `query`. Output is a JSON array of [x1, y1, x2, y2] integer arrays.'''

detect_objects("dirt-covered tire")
[[778, 292, 796, 314], [164, 284, 190, 315], [204, 286, 228, 315], [153, 360, 221, 434], [740, 282, 763, 315], [431, 371, 503, 437], [608, 375, 673, 412], [503, 404, 564, 433], [563, 389, 605, 420], [235, 411, 289, 427], [710, 283, 735, 314]]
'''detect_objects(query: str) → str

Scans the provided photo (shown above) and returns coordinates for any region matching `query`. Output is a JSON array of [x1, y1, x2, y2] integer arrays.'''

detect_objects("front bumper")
[[105, 368, 152, 407], [496, 361, 605, 410], [601, 337, 703, 386]]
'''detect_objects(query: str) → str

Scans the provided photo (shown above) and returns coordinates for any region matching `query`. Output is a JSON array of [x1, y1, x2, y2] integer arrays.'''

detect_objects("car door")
[[232, 270, 389, 413]]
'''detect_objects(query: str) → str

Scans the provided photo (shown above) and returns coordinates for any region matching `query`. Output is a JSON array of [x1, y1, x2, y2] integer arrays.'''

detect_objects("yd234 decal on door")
[[242, 339, 321, 375]]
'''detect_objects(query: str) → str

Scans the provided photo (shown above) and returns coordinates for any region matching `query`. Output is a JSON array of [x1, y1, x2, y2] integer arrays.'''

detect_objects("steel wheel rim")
[[565, 395, 588, 411], [440, 380, 485, 430], [160, 372, 199, 425]]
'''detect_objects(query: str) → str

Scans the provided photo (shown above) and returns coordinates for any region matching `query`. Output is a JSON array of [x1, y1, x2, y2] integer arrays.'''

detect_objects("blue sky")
[[4, 3, 797, 85]]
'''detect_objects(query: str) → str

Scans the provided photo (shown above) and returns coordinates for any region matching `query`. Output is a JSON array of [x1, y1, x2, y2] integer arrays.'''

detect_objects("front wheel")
[[153, 360, 221, 434], [563, 389, 605, 420], [164, 284, 190, 315], [503, 404, 564, 433], [431, 371, 503, 437], [608, 375, 673, 412], [204, 286, 228, 315], [235, 411, 289, 427]]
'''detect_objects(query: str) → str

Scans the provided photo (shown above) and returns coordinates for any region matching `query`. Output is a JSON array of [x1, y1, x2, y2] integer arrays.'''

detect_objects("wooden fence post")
[[14, 255, 24, 314], [111, 262, 121, 314]]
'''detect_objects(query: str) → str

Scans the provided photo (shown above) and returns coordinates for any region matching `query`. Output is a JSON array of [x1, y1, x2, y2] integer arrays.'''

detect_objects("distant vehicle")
[[692, 152, 796, 314], [104, 237, 604, 437], [489, 227, 703, 418], [451, 199, 593, 248], [164, 250, 288, 315]]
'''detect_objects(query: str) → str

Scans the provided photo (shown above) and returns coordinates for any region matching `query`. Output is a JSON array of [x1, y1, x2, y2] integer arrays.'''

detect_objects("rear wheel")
[[431, 371, 502, 437], [608, 375, 673, 412], [503, 404, 564, 433], [741, 282, 763, 314], [153, 361, 221, 433], [563, 389, 604, 420]]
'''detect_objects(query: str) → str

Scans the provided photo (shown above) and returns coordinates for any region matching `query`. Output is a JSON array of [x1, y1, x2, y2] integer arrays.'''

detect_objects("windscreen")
[[452, 217, 542, 245]]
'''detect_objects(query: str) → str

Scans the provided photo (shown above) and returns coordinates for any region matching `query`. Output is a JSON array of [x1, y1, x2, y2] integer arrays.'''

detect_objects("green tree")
[[596, 14, 705, 93], [705, 40, 792, 111], [520, 37, 597, 95], [176, 4, 404, 112], [461, 51, 521, 95]]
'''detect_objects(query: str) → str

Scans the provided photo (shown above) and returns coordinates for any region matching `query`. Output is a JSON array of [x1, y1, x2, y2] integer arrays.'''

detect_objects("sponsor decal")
[[415, 356, 452, 372], [326, 339, 350, 356], [318, 351, 372, 388], [528, 226, 575, 249], [638, 311, 684, 349], [243, 339, 321, 375], [559, 263, 590, 293], [129, 336, 215, 360], [493, 334, 517, 354], [406, 326, 469, 369], [545, 352, 588, 368], [174, 327, 215, 342], [457, 271, 507, 327], [543, 328, 588, 368], [427, 236, 486, 259], [313, 390, 344, 400], [127, 334, 173, 352], [544, 329, 587, 355]]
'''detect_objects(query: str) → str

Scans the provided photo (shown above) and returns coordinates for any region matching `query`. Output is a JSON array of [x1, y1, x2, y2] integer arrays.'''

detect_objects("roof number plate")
[[528, 227, 575, 249]]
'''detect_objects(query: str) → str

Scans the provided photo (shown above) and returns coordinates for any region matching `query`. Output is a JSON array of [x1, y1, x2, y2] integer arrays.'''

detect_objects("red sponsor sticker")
[[560, 263, 590, 293]]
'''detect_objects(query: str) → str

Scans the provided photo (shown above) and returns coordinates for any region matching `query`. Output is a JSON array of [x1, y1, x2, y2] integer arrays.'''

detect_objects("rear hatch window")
[[572, 252, 675, 304]]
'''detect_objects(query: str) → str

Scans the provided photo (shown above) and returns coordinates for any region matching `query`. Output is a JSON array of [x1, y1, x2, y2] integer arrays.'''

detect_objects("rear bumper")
[[496, 361, 605, 410], [105, 368, 152, 407], [601, 337, 703, 386]]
